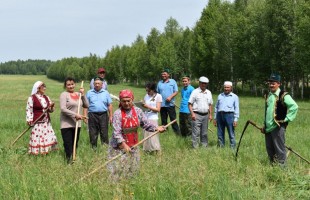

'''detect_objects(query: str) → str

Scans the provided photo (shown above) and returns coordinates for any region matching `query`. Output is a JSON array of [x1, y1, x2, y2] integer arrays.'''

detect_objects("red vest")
[[32, 94, 50, 123], [121, 107, 139, 147]]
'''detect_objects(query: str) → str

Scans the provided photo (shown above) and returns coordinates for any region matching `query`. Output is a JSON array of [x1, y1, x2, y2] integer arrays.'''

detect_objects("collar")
[[92, 88, 104, 93], [198, 87, 207, 93], [269, 88, 281, 97], [162, 78, 170, 83]]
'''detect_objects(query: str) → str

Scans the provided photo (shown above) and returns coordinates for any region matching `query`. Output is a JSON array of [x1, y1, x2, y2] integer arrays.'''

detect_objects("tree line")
[[0, 59, 52, 75], [1, 0, 310, 98]]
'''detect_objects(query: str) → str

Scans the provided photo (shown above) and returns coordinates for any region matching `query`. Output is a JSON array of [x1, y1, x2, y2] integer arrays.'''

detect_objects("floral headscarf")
[[31, 81, 44, 95]]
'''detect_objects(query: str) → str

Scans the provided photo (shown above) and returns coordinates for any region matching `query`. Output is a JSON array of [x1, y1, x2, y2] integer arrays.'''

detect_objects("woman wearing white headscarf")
[[26, 81, 58, 155]]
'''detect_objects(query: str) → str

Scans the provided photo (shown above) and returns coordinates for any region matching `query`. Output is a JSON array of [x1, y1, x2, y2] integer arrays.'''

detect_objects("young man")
[[188, 76, 213, 148], [156, 69, 180, 135], [213, 81, 239, 148], [261, 73, 298, 166], [179, 76, 194, 137]]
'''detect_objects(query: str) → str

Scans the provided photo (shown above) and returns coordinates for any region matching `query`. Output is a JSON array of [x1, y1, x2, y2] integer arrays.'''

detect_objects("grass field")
[[0, 75, 309, 200]]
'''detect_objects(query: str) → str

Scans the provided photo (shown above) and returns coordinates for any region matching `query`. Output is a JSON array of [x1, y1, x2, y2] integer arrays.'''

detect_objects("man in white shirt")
[[188, 76, 213, 148]]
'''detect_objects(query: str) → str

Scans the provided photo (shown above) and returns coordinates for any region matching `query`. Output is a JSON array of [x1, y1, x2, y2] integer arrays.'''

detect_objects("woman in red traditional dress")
[[26, 81, 58, 155], [107, 89, 165, 181]]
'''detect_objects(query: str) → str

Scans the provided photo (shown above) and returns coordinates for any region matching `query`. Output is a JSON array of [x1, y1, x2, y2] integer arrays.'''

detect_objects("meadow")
[[0, 75, 309, 200]]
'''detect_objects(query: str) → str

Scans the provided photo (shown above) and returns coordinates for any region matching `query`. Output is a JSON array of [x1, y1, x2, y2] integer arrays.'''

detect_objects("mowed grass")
[[0, 75, 309, 200]]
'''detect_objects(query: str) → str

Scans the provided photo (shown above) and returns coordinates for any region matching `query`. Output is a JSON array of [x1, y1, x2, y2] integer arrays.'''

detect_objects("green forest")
[[1, 0, 310, 98]]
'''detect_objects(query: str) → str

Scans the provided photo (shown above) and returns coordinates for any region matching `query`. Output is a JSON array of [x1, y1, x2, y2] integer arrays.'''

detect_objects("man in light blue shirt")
[[213, 81, 239, 148], [157, 68, 180, 135], [86, 77, 113, 149]]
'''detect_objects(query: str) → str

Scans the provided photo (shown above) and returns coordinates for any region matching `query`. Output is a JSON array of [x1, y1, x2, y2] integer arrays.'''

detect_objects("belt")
[[219, 111, 234, 114], [91, 111, 107, 115], [194, 111, 209, 116]]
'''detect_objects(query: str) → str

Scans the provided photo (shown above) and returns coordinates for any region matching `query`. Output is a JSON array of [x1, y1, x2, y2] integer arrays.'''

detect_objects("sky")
[[0, 0, 208, 63]]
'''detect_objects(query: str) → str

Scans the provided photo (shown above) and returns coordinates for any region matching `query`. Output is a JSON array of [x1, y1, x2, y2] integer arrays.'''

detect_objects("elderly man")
[[261, 73, 298, 166], [90, 68, 108, 90], [188, 76, 213, 148], [156, 69, 180, 135], [86, 77, 113, 149], [213, 81, 239, 148]]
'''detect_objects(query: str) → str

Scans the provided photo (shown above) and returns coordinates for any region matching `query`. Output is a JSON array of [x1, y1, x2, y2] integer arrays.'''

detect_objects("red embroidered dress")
[[26, 94, 58, 155], [121, 107, 139, 147]]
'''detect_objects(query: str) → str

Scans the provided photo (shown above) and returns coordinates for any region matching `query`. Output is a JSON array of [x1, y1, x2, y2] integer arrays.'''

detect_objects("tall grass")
[[0, 75, 309, 199]]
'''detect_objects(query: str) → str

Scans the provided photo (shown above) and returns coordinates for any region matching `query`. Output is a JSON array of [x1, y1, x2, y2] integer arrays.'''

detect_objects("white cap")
[[199, 76, 209, 83], [224, 81, 232, 86]]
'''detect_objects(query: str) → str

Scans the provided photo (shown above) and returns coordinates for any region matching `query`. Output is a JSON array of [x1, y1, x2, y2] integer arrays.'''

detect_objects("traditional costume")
[[26, 81, 58, 155], [107, 90, 158, 181]]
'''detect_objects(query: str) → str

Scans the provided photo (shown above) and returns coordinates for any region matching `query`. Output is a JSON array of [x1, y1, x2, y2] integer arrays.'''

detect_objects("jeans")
[[160, 106, 180, 134], [216, 112, 236, 148], [179, 112, 192, 137], [88, 112, 109, 148], [192, 113, 209, 148]]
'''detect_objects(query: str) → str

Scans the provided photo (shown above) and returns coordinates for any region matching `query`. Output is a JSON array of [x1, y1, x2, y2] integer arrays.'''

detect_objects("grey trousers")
[[265, 125, 286, 164], [191, 113, 209, 148]]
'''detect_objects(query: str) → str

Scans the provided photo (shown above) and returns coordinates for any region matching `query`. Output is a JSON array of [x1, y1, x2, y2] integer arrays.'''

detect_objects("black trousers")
[[88, 112, 109, 147], [160, 106, 180, 134], [61, 127, 81, 160], [179, 112, 192, 137]]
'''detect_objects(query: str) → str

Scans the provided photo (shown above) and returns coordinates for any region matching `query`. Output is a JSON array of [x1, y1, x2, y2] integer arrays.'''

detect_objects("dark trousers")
[[265, 126, 286, 164], [88, 112, 109, 147], [61, 127, 81, 161], [160, 106, 180, 134], [179, 112, 192, 137]]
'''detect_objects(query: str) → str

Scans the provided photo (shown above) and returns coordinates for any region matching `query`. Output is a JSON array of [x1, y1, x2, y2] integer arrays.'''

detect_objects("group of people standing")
[[26, 68, 113, 163], [156, 69, 239, 149], [25, 67, 298, 176], [152, 69, 298, 167]]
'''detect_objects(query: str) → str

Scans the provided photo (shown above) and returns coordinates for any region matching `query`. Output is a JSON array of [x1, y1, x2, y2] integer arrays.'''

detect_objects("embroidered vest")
[[121, 107, 139, 147], [264, 90, 288, 128], [32, 94, 50, 123]]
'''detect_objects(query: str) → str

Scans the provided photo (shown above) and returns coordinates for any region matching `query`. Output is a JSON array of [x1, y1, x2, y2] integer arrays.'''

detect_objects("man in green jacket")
[[261, 73, 298, 166]]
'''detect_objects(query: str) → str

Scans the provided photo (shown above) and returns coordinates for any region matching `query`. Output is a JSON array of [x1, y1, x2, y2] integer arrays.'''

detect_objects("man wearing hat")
[[213, 81, 239, 148], [156, 68, 180, 135], [188, 76, 213, 148], [90, 68, 108, 90], [261, 73, 298, 166]]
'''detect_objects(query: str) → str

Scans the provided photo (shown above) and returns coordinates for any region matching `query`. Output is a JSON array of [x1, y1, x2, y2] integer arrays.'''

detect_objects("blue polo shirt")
[[180, 85, 194, 113], [86, 89, 112, 112], [157, 78, 178, 107]]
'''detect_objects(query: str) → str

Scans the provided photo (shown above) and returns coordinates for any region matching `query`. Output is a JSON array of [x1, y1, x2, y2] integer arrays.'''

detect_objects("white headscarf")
[[31, 81, 44, 95]]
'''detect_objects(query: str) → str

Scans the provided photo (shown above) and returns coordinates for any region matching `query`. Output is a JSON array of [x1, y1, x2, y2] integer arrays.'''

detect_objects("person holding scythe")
[[26, 81, 58, 155], [261, 73, 298, 166], [107, 89, 166, 181], [60, 77, 89, 163]]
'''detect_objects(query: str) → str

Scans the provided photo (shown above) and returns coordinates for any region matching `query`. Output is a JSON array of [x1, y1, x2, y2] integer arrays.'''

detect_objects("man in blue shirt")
[[179, 76, 194, 137], [213, 81, 239, 148], [157, 69, 180, 135], [86, 77, 113, 149]]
